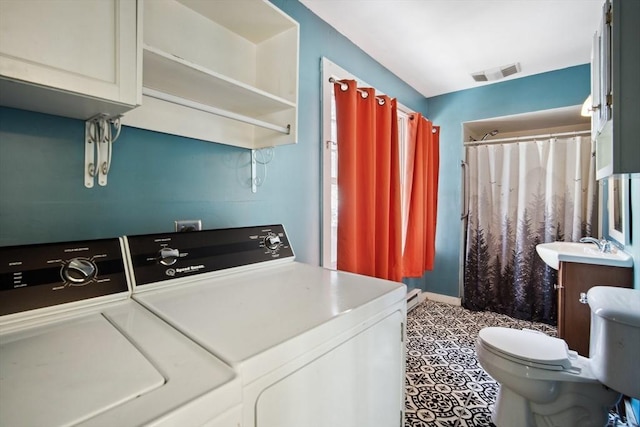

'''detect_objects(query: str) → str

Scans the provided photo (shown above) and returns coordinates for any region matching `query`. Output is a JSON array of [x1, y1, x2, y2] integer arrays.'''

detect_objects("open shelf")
[[122, 0, 299, 149], [143, 45, 295, 118]]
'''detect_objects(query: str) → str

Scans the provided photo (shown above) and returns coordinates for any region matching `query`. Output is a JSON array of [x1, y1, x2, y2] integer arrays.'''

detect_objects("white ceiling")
[[299, 0, 603, 98]]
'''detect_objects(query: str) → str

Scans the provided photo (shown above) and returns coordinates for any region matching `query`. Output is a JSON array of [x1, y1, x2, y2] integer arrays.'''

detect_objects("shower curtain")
[[463, 135, 595, 324]]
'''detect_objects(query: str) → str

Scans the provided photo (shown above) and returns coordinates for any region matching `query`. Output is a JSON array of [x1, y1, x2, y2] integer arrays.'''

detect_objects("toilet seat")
[[478, 327, 577, 371]]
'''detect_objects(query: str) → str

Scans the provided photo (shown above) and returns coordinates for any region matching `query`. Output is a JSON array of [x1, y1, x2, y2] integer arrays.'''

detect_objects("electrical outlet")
[[175, 220, 202, 232]]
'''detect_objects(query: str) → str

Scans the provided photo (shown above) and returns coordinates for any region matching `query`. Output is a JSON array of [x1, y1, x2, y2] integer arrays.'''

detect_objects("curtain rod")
[[329, 77, 387, 105], [328, 77, 437, 133], [464, 130, 591, 146]]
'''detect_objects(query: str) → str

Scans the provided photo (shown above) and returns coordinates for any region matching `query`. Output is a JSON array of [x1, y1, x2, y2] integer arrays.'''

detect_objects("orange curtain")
[[403, 114, 440, 277], [334, 80, 402, 281]]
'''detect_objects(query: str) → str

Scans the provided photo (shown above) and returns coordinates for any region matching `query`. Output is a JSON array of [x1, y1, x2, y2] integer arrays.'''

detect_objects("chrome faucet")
[[579, 237, 612, 253]]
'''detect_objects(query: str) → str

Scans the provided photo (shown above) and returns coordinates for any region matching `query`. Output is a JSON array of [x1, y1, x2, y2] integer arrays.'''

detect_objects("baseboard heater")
[[407, 289, 421, 312]]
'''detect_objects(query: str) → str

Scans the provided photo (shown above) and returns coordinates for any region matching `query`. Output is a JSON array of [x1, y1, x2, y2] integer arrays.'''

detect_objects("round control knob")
[[62, 258, 97, 285], [158, 247, 180, 266], [264, 234, 281, 251]]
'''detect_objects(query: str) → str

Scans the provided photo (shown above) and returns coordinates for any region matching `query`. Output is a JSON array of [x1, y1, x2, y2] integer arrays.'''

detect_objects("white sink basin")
[[536, 242, 633, 270]]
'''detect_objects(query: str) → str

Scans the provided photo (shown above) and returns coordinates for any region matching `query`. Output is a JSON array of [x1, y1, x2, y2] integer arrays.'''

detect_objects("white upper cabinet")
[[0, 0, 141, 120], [592, 0, 640, 179], [121, 0, 299, 149]]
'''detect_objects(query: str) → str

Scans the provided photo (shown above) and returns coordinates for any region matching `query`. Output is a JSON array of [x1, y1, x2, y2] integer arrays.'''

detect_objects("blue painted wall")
[[0, 0, 426, 268], [411, 65, 593, 296]]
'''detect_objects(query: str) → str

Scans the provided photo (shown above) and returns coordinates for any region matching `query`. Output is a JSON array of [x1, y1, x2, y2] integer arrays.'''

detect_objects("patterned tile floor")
[[404, 299, 557, 427]]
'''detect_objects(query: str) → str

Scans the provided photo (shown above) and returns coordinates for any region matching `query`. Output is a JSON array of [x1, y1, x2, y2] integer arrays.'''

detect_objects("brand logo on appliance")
[[165, 265, 206, 276]]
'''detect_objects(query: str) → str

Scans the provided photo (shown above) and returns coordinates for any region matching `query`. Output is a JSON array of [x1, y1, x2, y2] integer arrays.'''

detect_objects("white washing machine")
[[0, 238, 241, 427], [125, 224, 407, 427]]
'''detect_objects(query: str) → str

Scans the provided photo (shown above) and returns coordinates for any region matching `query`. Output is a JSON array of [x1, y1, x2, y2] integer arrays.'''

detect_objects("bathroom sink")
[[536, 242, 633, 270]]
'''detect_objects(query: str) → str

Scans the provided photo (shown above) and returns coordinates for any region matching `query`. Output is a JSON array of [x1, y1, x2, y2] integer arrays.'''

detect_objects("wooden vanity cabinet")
[[557, 262, 633, 357]]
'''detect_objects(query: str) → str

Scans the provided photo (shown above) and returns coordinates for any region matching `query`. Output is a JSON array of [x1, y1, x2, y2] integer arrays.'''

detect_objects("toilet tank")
[[587, 286, 640, 398]]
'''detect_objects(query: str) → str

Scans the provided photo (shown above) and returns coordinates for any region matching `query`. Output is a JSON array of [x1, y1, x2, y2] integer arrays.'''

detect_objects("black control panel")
[[127, 224, 294, 286], [0, 239, 128, 316]]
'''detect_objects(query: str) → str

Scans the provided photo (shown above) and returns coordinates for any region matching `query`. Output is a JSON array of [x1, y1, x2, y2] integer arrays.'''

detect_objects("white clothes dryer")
[[125, 224, 407, 427], [0, 238, 241, 427]]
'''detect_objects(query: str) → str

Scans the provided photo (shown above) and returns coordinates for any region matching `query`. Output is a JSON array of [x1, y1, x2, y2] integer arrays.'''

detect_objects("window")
[[321, 58, 412, 269]]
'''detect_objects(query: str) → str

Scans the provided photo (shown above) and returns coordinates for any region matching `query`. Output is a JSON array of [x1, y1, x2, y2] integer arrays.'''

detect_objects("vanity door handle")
[[579, 292, 588, 304], [554, 284, 563, 290]]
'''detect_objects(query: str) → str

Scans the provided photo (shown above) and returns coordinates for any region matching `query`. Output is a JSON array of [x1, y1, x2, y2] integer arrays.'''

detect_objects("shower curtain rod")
[[464, 130, 591, 146]]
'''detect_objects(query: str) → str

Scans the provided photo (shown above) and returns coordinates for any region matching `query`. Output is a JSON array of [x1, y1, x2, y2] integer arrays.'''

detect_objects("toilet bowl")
[[476, 286, 640, 427], [476, 327, 618, 427]]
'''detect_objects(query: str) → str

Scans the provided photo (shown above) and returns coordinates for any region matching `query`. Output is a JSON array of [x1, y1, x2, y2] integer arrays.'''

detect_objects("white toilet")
[[476, 286, 640, 427]]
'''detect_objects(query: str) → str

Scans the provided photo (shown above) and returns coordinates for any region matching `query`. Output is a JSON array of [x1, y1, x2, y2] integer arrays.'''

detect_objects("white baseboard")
[[422, 291, 461, 306], [406, 289, 462, 308]]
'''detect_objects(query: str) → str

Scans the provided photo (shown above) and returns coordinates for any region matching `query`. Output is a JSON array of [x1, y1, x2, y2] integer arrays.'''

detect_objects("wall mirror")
[[608, 176, 631, 245]]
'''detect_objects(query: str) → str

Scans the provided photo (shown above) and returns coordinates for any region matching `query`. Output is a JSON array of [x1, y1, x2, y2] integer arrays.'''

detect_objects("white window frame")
[[321, 57, 412, 269]]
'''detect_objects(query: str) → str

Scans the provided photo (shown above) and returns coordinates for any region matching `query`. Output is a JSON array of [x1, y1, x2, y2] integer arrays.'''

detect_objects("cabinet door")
[[594, 0, 640, 178], [559, 262, 632, 357], [0, 0, 139, 117]]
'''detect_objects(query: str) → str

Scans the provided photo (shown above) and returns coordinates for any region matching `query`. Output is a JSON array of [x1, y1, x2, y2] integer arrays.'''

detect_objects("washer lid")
[[0, 313, 164, 427], [1, 302, 241, 427], [478, 327, 572, 370], [588, 286, 640, 327]]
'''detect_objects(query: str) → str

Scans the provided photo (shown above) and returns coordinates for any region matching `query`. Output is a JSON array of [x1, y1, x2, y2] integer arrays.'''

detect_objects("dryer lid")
[[478, 327, 573, 370]]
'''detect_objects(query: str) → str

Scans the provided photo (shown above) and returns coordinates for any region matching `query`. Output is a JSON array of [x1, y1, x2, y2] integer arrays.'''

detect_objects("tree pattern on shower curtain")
[[463, 136, 595, 324]]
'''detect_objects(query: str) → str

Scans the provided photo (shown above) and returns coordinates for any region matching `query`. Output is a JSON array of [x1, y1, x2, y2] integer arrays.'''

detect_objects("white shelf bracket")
[[251, 149, 258, 193], [249, 147, 275, 193], [84, 114, 122, 188]]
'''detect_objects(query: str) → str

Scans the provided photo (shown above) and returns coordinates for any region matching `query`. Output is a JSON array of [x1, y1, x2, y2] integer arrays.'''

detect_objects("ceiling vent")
[[471, 62, 521, 82]]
